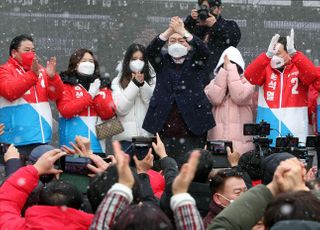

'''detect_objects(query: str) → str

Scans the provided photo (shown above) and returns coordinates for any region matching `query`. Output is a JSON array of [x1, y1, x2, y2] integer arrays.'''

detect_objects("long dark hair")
[[62, 48, 100, 78], [120, 43, 152, 89]]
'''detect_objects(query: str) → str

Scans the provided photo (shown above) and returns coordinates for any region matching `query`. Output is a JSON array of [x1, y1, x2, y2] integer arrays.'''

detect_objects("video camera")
[[131, 136, 157, 160], [207, 140, 233, 168], [243, 121, 272, 157]]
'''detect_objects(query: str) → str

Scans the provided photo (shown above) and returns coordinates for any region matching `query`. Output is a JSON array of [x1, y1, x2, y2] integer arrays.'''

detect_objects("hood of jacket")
[[214, 46, 245, 75]]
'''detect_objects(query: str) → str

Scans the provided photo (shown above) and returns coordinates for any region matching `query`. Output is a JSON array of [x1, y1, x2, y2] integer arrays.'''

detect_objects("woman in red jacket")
[[56, 49, 116, 155]]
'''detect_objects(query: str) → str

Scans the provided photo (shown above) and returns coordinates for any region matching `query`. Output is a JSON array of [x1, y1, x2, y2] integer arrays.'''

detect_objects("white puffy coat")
[[111, 73, 156, 141]]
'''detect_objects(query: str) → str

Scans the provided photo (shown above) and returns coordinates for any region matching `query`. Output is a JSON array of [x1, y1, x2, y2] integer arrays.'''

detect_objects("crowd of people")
[[0, 0, 320, 229]]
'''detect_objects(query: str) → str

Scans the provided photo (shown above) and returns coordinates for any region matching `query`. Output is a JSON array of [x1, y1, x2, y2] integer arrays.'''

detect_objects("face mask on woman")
[[168, 43, 188, 58], [78, 61, 95, 75], [129, 59, 145, 73]]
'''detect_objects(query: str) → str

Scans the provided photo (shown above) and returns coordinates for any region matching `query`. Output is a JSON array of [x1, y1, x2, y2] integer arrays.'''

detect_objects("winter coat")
[[245, 51, 320, 146], [142, 35, 214, 136], [56, 73, 115, 153], [91, 183, 204, 230], [0, 57, 64, 146], [184, 15, 241, 80], [159, 156, 211, 220], [111, 74, 155, 141], [203, 201, 223, 229], [207, 184, 320, 230], [205, 47, 255, 155], [0, 165, 93, 230]]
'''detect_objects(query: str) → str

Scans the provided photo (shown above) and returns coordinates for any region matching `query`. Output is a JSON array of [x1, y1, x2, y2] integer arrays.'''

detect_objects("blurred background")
[[0, 0, 319, 78]]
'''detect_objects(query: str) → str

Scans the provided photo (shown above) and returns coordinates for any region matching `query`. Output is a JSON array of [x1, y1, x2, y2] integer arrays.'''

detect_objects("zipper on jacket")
[[88, 107, 91, 140], [34, 84, 45, 143], [278, 67, 286, 136]]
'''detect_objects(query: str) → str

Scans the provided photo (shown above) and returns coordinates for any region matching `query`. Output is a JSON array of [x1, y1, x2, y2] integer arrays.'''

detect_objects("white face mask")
[[78, 62, 95, 75], [168, 43, 188, 58], [129, 59, 145, 73], [217, 193, 234, 208], [271, 56, 285, 69]]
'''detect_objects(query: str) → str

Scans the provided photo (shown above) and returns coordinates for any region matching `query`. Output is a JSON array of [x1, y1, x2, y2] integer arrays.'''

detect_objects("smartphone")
[[207, 140, 233, 155], [207, 141, 232, 168], [60, 155, 92, 175]]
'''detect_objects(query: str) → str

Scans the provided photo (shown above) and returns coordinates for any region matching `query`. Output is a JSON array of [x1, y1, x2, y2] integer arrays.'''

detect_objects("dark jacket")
[[203, 201, 223, 229], [143, 35, 215, 136], [159, 156, 211, 219], [184, 15, 241, 76]]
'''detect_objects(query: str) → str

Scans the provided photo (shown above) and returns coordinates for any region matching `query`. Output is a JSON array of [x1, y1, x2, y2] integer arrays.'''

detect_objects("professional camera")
[[243, 121, 272, 158], [207, 140, 233, 168], [275, 135, 299, 152], [131, 136, 157, 160], [306, 135, 320, 148], [197, 4, 212, 21]]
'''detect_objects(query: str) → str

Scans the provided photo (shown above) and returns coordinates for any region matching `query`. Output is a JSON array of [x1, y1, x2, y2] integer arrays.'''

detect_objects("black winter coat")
[[142, 35, 215, 136], [184, 15, 241, 76]]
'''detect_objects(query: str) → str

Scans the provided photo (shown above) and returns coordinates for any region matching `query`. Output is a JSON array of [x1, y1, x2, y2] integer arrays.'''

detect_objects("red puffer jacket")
[[0, 166, 93, 230]]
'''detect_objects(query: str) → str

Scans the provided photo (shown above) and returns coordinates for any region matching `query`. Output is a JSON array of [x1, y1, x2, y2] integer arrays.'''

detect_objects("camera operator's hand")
[[113, 141, 134, 189], [0, 123, 4, 135], [190, 9, 198, 20], [75, 135, 92, 155], [133, 149, 154, 174], [152, 133, 167, 159], [87, 154, 111, 177], [33, 149, 65, 175], [172, 150, 200, 195], [227, 147, 240, 167], [170, 16, 187, 36], [266, 34, 280, 58], [4, 144, 19, 162], [198, 13, 217, 27], [305, 166, 317, 182]]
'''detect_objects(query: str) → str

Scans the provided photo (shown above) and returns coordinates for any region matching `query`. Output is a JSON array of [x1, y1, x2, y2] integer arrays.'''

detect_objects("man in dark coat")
[[143, 16, 214, 167], [184, 0, 241, 80]]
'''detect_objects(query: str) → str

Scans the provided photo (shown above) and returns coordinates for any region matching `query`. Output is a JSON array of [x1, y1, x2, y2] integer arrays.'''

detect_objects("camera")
[[197, 4, 211, 21], [306, 135, 320, 148], [275, 136, 299, 151], [207, 140, 232, 168], [243, 122, 270, 136], [60, 155, 92, 175], [131, 136, 157, 160]]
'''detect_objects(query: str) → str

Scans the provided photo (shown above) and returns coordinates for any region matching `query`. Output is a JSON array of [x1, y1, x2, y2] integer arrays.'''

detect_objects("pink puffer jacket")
[[205, 63, 255, 155]]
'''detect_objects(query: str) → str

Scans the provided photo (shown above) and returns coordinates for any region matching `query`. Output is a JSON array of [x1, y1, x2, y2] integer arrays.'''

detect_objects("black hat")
[[208, 0, 222, 7]]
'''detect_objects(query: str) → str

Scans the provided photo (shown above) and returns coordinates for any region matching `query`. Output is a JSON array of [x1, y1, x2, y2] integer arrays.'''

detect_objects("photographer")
[[184, 0, 241, 77]]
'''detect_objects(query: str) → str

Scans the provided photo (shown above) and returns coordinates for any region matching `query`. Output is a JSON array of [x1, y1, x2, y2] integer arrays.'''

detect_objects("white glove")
[[287, 28, 296, 56], [266, 34, 280, 58], [88, 79, 101, 98]]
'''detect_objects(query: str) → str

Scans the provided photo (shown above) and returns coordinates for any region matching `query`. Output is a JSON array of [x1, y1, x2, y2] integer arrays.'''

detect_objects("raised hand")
[[33, 149, 66, 175], [113, 141, 134, 188], [152, 133, 167, 159], [266, 34, 280, 58], [172, 150, 200, 195], [46, 56, 57, 79], [286, 28, 296, 56], [133, 149, 154, 174]]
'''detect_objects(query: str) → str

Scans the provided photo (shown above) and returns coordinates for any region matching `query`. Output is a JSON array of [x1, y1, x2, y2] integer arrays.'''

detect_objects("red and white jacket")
[[245, 51, 319, 145], [0, 57, 64, 146], [56, 78, 116, 153]]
